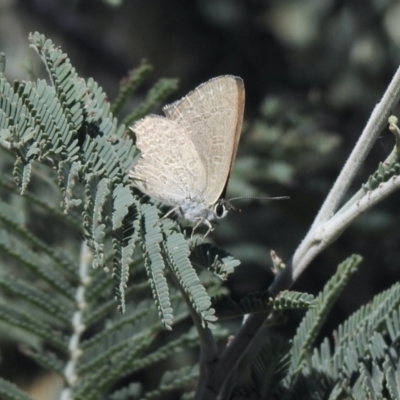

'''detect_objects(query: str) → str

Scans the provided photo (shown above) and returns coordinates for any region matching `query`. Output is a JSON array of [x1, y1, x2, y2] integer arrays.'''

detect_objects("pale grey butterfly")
[[129, 75, 245, 237]]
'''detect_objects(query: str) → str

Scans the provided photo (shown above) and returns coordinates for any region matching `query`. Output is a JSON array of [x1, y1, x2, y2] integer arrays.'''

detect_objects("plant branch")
[[60, 242, 92, 400], [312, 65, 400, 228], [291, 174, 400, 283], [335, 146, 399, 219], [165, 254, 217, 400], [196, 311, 268, 400], [197, 64, 400, 400], [271, 65, 400, 294]]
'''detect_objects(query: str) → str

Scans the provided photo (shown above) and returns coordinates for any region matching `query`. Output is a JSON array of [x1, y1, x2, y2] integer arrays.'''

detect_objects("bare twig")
[[271, 64, 400, 293], [197, 64, 400, 400]]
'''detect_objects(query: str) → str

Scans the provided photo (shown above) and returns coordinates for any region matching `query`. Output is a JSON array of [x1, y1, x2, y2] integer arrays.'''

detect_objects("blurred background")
[[2, 0, 400, 398]]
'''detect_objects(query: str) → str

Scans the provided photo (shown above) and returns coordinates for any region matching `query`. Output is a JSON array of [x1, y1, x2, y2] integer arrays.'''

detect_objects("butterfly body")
[[175, 197, 227, 222], [130, 75, 245, 235]]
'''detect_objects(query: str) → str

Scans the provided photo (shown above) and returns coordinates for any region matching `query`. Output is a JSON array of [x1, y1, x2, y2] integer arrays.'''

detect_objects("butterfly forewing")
[[163, 75, 245, 205]]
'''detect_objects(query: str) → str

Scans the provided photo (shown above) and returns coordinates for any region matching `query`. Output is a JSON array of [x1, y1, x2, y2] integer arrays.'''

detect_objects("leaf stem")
[[60, 242, 91, 400]]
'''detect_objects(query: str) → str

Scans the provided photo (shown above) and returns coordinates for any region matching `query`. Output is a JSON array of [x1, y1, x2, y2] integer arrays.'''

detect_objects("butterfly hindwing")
[[130, 115, 207, 205]]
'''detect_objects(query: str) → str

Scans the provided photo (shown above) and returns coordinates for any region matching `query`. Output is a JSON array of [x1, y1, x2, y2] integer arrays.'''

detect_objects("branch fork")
[[195, 64, 400, 400]]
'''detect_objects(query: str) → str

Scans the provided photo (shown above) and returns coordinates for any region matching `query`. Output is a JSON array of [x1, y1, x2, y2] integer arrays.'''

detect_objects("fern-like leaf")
[[165, 232, 217, 328], [190, 242, 241, 280], [141, 366, 199, 400], [83, 175, 110, 269], [124, 78, 178, 126], [384, 355, 400, 399], [112, 189, 140, 313], [109, 382, 142, 400], [140, 203, 173, 329], [214, 290, 314, 320], [251, 337, 291, 399], [111, 59, 153, 116], [0, 377, 34, 400], [286, 254, 362, 382]]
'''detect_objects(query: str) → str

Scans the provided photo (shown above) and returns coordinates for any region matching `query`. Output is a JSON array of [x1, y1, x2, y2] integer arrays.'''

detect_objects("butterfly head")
[[177, 198, 230, 222], [213, 198, 239, 219], [176, 198, 236, 238]]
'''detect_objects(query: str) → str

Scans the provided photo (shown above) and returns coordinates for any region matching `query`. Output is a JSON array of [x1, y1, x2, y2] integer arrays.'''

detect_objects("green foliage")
[[286, 254, 362, 381], [111, 59, 153, 117], [190, 242, 241, 280], [214, 290, 315, 320], [363, 160, 400, 192], [165, 232, 217, 328], [230, 95, 342, 197], [1, 31, 398, 400], [0, 377, 34, 400], [0, 32, 234, 398], [0, 31, 230, 330], [123, 77, 179, 126], [251, 337, 291, 399], [228, 255, 400, 399]]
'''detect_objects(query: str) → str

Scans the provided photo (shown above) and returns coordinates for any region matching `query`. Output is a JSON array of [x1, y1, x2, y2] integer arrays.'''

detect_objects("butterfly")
[[129, 75, 245, 237]]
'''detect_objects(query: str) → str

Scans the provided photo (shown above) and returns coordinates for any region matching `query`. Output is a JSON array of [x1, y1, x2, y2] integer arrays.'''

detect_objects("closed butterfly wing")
[[129, 115, 207, 205], [163, 75, 245, 205]]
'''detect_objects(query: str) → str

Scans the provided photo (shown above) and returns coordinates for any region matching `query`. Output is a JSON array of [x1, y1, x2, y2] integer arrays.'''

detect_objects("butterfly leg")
[[191, 218, 214, 239], [202, 219, 214, 239], [153, 206, 180, 227]]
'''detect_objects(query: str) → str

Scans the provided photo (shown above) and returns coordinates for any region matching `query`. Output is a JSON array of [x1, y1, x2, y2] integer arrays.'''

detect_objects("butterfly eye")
[[214, 202, 228, 219]]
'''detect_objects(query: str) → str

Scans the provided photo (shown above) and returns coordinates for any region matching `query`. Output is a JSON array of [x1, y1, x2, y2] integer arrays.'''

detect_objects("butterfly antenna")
[[220, 196, 289, 214], [227, 196, 290, 202]]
